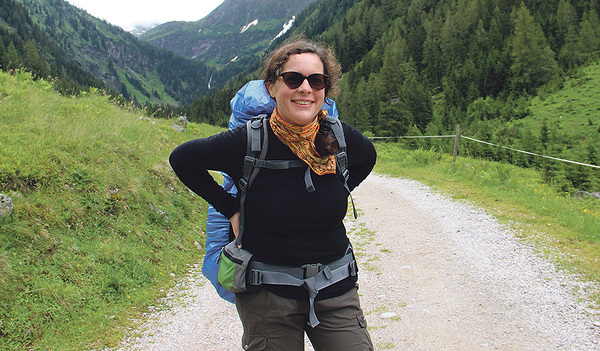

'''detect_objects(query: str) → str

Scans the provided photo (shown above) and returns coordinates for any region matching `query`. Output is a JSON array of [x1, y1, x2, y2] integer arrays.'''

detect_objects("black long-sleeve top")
[[169, 118, 376, 300]]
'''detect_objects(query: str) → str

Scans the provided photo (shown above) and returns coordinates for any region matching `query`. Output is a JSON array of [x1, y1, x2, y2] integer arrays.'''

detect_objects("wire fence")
[[369, 129, 600, 170], [369, 135, 455, 139], [460, 136, 600, 169]]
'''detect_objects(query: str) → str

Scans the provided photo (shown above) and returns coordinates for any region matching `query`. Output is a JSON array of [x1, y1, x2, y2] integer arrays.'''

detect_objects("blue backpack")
[[202, 80, 340, 303]]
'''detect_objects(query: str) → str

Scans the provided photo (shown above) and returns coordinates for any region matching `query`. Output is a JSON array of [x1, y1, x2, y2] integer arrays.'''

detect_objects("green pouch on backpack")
[[218, 240, 253, 293]]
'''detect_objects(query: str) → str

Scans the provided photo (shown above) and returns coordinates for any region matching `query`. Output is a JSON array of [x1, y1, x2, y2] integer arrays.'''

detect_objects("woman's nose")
[[297, 78, 312, 92]]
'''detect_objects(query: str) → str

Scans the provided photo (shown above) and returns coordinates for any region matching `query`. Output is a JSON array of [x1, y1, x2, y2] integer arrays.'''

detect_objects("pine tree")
[[576, 9, 600, 63], [587, 140, 598, 166], [369, 7, 386, 45], [376, 102, 412, 137], [401, 74, 432, 132], [509, 2, 559, 93], [442, 59, 479, 115], [379, 32, 408, 98], [405, 124, 423, 149], [539, 117, 549, 150], [559, 25, 582, 67], [405, 0, 427, 67], [0, 42, 5, 68], [23, 40, 48, 77], [441, 11, 462, 65], [424, 120, 443, 151], [423, 11, 444, 89], [5, 41, 21, 69], [555, 0, 578, 49]]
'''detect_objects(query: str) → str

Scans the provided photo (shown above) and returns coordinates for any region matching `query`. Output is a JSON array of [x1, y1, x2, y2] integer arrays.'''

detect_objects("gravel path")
[[117, 173, 600, 350]]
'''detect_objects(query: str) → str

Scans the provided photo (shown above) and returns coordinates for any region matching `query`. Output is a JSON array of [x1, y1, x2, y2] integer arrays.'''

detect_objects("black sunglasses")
[[279, 71, 330, 91]]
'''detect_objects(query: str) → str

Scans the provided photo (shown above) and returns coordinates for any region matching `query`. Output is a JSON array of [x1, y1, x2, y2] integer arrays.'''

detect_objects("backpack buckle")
[[349, 260, 357, 276], [244, 155, 257, 166], [250, 116, 264, 129], [342, 169, 350, 182], [336, 151, 349, 179], [238, 178, 248, 192], [301, 263, 322, 278], [250, 270, 263, 285]]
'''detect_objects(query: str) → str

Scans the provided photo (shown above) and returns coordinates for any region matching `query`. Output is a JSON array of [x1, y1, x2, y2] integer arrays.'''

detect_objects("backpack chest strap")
[[244, 157, 306, 170]]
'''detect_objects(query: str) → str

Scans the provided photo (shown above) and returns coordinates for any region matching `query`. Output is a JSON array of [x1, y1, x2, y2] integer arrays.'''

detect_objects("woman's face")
[[267, 53, 326, 126]]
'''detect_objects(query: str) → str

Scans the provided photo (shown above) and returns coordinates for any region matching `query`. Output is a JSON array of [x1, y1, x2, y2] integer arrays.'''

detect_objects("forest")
[[1, 0, 213, 107], [0, 0, 108, 95], [181, 0, 600, 192]]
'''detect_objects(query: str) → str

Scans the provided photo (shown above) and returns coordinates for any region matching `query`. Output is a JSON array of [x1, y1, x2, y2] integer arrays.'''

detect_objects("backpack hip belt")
[[247, 245, 357, 328]]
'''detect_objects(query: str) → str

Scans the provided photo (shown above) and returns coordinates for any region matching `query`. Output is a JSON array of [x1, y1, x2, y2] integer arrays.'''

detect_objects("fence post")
[[453, 125, 460, 163]]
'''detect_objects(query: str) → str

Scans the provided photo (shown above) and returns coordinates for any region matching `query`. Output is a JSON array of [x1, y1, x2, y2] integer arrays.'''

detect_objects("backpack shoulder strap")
[[324, 116, 357, 219], [324, 116, 348, 182], [242, 115, 269, 189], [325, 115, 347, 149], [237, 115, 269, 245]]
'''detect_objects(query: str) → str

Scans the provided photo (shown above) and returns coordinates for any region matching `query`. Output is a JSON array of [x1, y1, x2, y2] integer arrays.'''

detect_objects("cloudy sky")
[[64, 0, 224, 29]]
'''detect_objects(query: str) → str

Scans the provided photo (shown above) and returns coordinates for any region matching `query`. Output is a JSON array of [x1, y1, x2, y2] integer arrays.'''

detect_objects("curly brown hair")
[[262, 38, 342, 98]]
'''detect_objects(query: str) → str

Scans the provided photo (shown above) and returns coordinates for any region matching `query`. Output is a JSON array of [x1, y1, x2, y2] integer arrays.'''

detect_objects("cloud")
[[65, 0, 224, 29]]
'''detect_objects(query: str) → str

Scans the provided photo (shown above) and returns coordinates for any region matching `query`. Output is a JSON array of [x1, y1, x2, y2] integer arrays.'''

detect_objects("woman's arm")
[[169, 127, 246, 219]]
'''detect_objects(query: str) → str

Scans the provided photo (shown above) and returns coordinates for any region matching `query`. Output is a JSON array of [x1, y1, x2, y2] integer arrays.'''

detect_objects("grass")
[[530, 63, 600, 135], [373, 143, 600, 303], [376, 341, 396, 349], [0, 70, 224, 349]]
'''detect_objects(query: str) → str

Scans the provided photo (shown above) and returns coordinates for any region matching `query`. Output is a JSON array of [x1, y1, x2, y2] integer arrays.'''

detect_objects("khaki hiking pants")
[[235, 285, 373, 351]]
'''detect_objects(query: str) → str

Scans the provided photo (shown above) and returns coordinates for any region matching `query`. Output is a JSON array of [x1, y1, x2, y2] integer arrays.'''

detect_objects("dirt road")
[[118, 174, 600, 350]]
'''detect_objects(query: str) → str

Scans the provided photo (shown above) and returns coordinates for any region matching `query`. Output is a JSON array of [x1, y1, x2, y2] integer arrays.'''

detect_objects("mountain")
[[0, 0, 109, 94], [140, 0, 318, 70], [16, 0, 213, 106], [128, 23, 158, 37]]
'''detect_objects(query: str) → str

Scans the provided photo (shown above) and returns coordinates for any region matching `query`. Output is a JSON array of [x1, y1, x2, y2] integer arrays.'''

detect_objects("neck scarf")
[[269, 107, 337, 176]]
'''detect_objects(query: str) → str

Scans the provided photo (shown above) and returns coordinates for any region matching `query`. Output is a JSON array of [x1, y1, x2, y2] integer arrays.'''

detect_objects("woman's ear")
[[266, 82, 276, 99]]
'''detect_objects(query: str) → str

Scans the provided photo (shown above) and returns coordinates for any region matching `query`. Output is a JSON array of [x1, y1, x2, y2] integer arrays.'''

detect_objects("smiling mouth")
[[293, 100, 313, 105]]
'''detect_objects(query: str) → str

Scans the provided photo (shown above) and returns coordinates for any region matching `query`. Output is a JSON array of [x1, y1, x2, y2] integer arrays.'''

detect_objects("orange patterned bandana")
[[269, 108, 337, 175]]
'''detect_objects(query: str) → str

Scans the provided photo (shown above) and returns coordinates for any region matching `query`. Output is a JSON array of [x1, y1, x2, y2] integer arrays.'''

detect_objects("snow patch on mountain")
[[270, 16, 295, 45], [240, 20, 258, 34]]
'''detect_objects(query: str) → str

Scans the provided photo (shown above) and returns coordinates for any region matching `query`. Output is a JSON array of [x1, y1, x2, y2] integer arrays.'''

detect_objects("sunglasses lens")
[[280, 72, 329, 91], [281, 72, 304, 89], [307, 74, 326, 90]]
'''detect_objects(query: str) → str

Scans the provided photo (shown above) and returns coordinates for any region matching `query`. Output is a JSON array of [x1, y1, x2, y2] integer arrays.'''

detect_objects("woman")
[[169, 39, 376, 351]]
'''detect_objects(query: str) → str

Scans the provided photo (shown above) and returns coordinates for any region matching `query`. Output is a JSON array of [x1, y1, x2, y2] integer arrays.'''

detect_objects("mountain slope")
[[141, 0, 318, 70], [17, 0, 213, 106], [0, 0, 109, 94]]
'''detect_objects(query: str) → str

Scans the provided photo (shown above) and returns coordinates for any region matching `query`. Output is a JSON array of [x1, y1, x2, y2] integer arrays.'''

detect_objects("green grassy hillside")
[[528, 63, 600, 133], [0, 70, 224, 349], [501, 62, 600, 154], [488, 62, 600, 192]]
